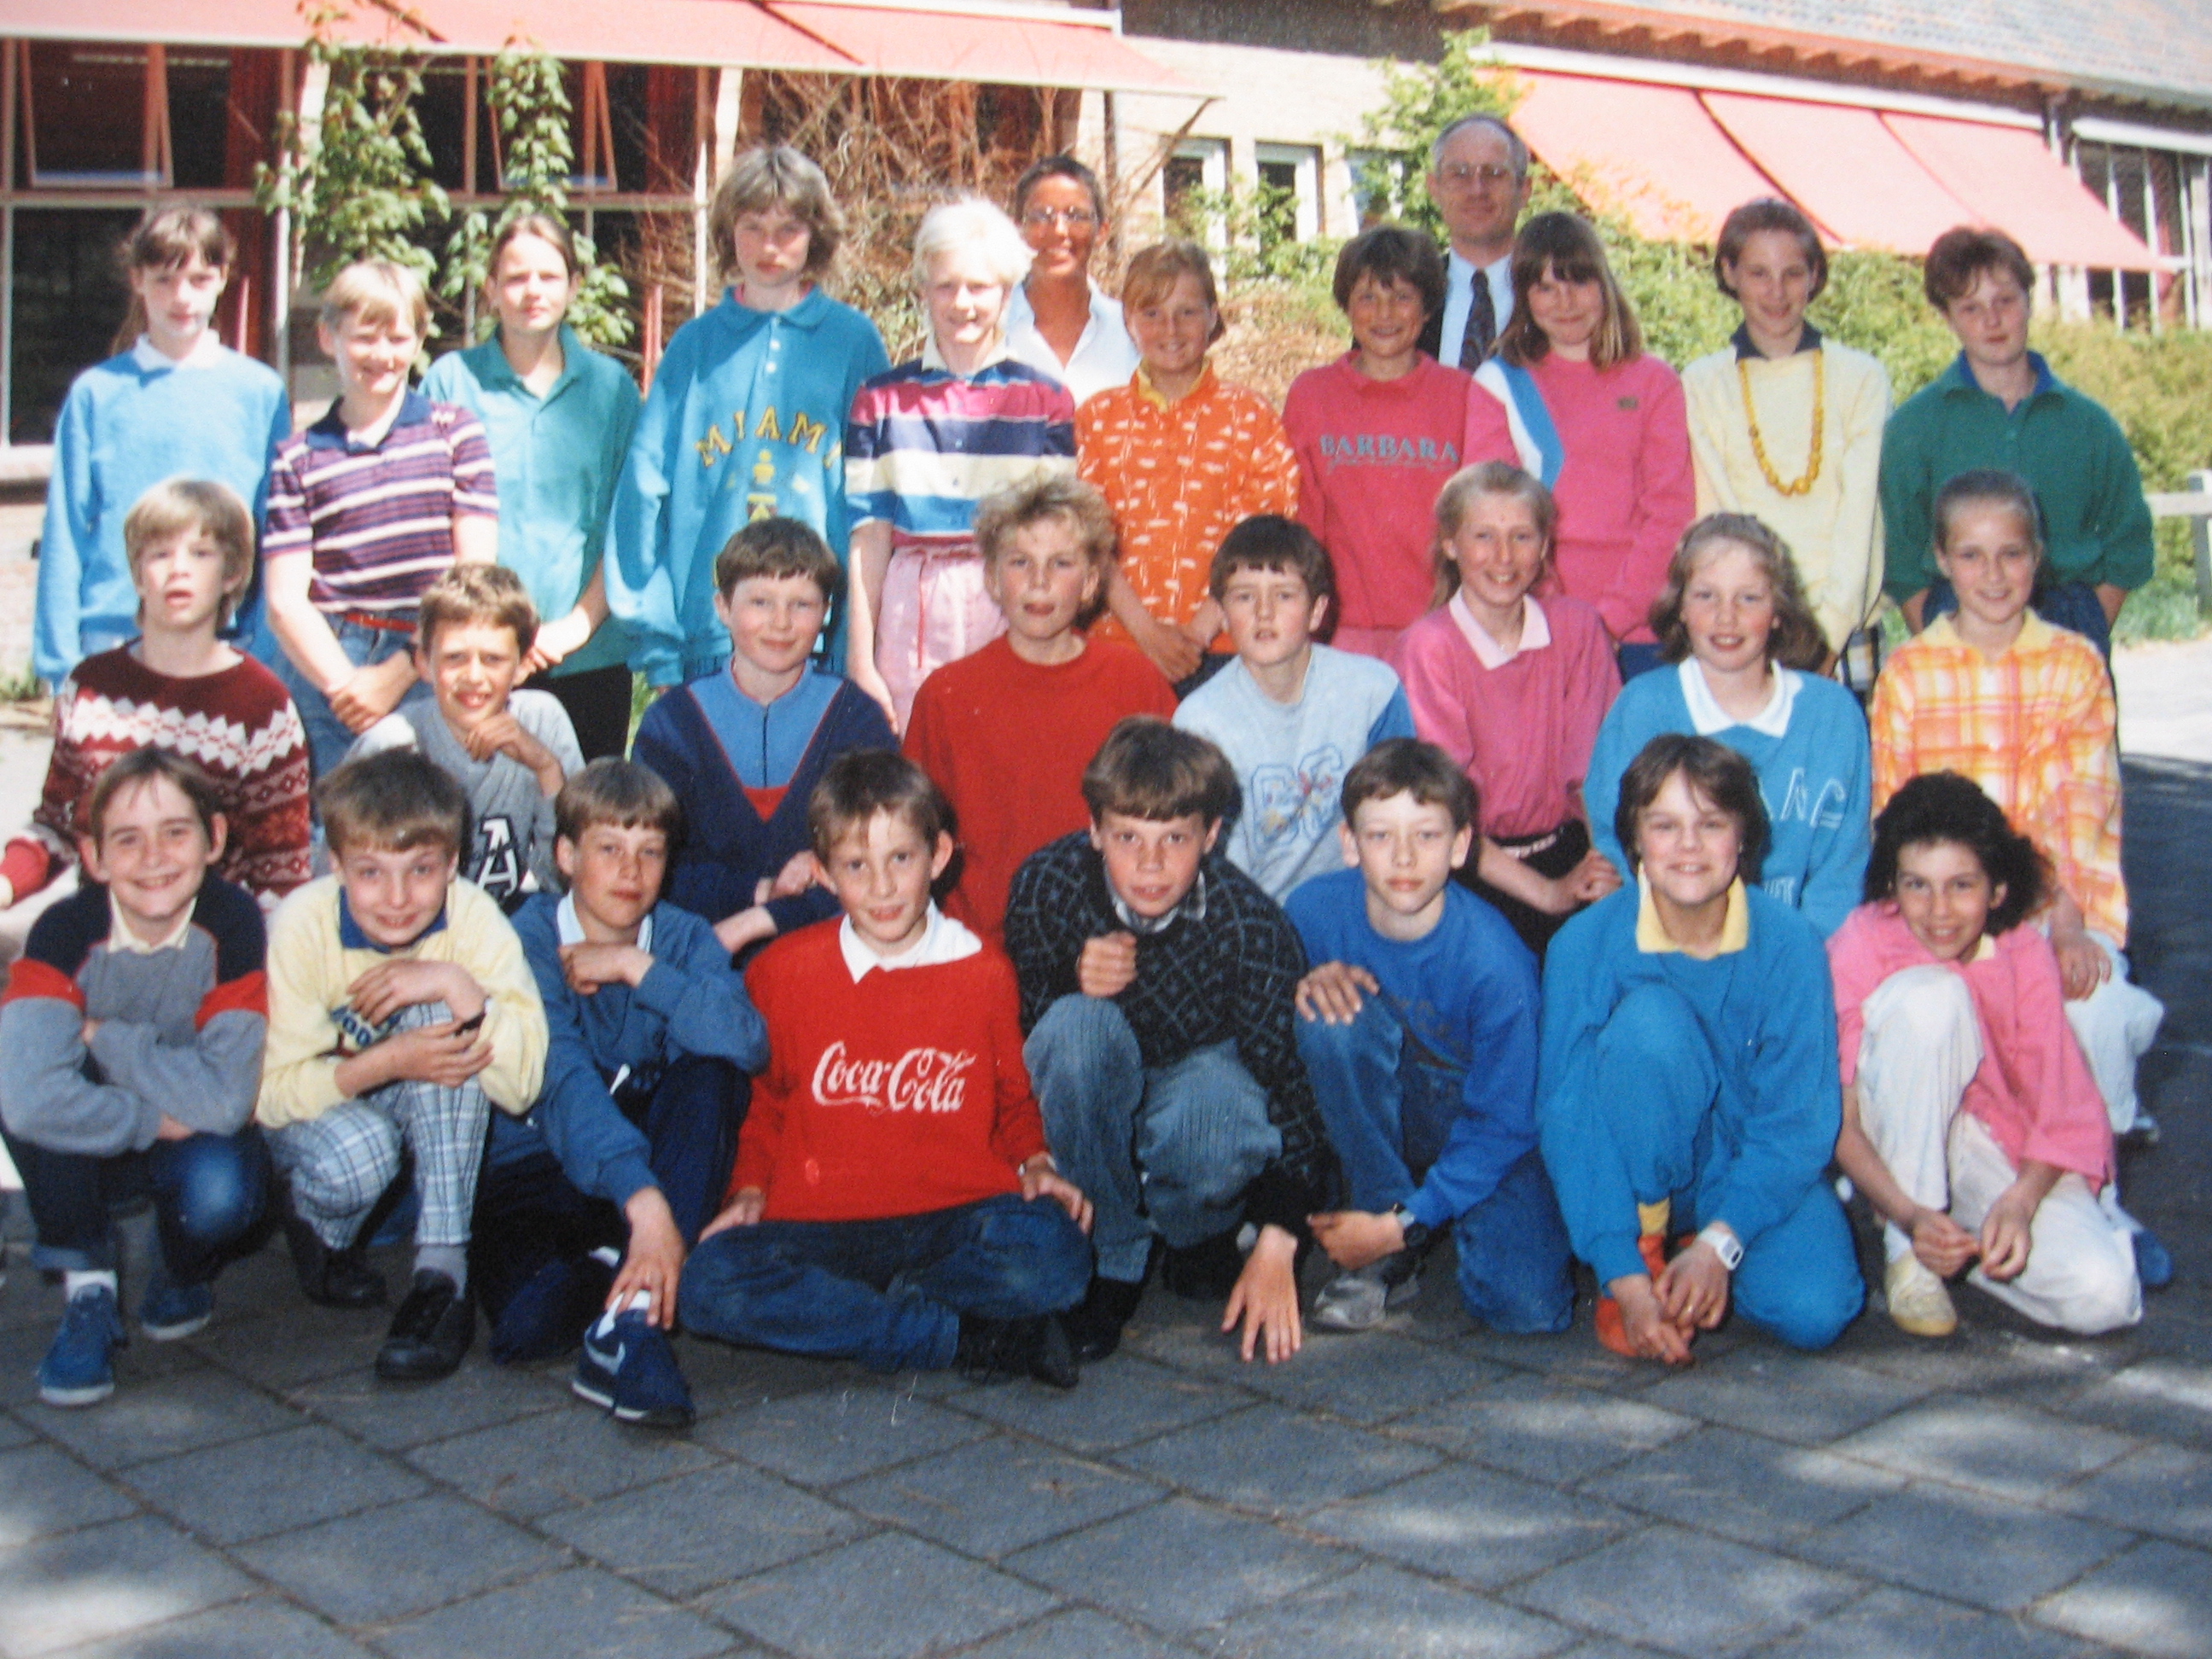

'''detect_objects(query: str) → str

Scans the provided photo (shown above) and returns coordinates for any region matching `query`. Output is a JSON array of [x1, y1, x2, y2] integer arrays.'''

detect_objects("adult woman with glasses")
[[1004, 155, 1140, 406]]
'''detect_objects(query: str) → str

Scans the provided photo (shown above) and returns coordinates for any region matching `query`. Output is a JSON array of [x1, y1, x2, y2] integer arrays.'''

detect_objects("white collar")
[[1447, 247, 1513, 282], [838, 905, 981, 981], [1450, 591, 1550, 669], [1679, 659, 1798, 738], [921, 332, 1011, 376], [556, 892, 653, 955], [132, 332, 226, 372], [107, 893, 195, 955]]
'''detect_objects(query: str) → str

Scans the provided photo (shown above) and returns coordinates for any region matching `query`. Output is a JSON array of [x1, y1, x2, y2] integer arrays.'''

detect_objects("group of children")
[[0, 131, 2174, 1419]]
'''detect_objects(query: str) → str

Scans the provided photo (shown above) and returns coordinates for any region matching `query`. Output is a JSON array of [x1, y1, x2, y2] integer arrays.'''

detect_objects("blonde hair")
[[911, 197, 1033, 291], [1429, 463, 1557, 608], [416, 563, 539, 658], [319, 259, 431, 337], [974, 475, 1117, 577], [1120, 241, 1225, 344], [124, 479, 256, 627], [710, 146, 845, 283]]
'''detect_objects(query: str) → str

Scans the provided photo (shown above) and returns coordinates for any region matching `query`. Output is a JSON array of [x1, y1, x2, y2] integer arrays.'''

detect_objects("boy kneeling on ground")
[[1007, 718, 1337, 1365], [1, 749, 271, 1406], [1288, 739, 1575, 1335], [679, 751, 1093, 1387]]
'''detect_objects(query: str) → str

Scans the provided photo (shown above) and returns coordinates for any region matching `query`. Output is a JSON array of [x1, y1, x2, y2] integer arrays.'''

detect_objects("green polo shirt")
[[422, 326, 643, 675], [1878, 351, 2153, 602]]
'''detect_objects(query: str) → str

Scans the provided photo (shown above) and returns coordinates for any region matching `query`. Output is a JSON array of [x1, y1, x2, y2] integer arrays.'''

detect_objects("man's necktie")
[[1459, 267, 1497, 368]]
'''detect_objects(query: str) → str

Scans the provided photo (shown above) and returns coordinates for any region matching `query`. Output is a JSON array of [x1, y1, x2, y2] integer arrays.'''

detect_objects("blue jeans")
[[1023, 997, 1284, 1284], [677, 1192, 1091, 1372], [2, 1124, 269, 1284], [1923, 575, 2112, 661], [268, 614, 418, 782], [1578, 983, 1862, 1350], [1298, 998, 1575, 1334]]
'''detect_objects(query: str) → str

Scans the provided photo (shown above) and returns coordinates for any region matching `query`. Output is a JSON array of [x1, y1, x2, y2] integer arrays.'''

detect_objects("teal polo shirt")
[[422, 326, 643, 675], [1877, 351, 2154, 602]]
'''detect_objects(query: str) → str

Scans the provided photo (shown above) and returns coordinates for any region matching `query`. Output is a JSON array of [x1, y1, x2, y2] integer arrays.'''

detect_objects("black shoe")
[[954, 1313, 1080, 1389], [1162, 1229, 1246, 1301], [283, 1210, 387, 1309], [1062, 1274, 1144, 1363], [376, 1271, 474, 1382]]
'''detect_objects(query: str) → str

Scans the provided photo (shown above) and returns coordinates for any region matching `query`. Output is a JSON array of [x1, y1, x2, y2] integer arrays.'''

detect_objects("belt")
[[335, 611, 417, 634], [1493, 824, 1566, 859]]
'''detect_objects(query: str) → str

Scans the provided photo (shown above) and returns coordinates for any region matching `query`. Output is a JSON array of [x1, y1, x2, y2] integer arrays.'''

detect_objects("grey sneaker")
[[1312, 1257, 1422, 1332]]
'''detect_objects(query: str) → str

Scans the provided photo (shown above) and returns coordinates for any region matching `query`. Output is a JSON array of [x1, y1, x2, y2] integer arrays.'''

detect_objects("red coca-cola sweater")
[[733, 922, 1048, 1222]]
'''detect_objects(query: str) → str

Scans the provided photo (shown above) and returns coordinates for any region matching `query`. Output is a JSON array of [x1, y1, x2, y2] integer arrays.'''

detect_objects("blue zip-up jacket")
[[505, 894, 768, 1206]]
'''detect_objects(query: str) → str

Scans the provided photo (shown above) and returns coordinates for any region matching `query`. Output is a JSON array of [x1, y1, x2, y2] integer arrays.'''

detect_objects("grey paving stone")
[[404, 1400, 719, 1519], [1755, 1585, 2098, 1659], [0, 1322, 55, 1407], [953, 1608, 1190, 1659], [1209, 1560, 1572, 1658], [0, 1515, 253, 1659], [1112, 1401, 1440, 1516], [1794, 1483, 2133, 1613], [2052, 1442, 2212, 1549], [946, 1355, 1246, 1453], [1306, 1461, 1634, 1592], [1545, 1645, 1673, 1659], [1457, 1323, 1679, 1394], [288, 1359, 567, 1451], [835, 1436, 1162, 1557], [1212, 1331, 1511, 1426], [2033, 1539, 2212, 1659], [696, 1385, 987, 1487], [1825, 1321, 2111, 1395], [1394, 1375, 1698, 1485], [231, 1493, 566, 1625], [0, 1445, 138, 1545], [683, 1340, 869, 1415], [539, 1461, 872, 1598], [0, 1412, 34, 1450], [1505, 1524, 1862, 1659], [699, 1530, 1056, 1659], [47, 1596, 382, 1658], [2057, 1357, 2212, 1445], [1827, 1397, 2136, 1503], [1637, 1351, 1934, 1446], [20, 1369, 303, 1471], [193, 1307, 390, 1390], [122, 1423, 423, 1545], [1005, 1496, 1354, 1633], [376, 1566, 735, 1659], [1580, 1424, 1905, 1546]]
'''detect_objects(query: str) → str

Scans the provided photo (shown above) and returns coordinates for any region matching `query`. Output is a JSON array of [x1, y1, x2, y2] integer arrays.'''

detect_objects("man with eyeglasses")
[[1004, 156, 1142, 406], [1417, 115, 1532, 370]]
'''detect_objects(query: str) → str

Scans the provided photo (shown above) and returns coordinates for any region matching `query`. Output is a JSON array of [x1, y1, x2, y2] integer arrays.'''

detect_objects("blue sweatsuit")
[[1285, 868, 1573, 1331], [1537, 882, 1862, 1350], [1585, 662, 1872, 938], [605, 288, 889, 684]]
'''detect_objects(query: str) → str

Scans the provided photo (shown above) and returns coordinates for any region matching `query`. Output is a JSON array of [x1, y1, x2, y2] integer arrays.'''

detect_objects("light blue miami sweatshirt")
[[1584, 661, 1871, 938], [37, 341, 290, 685], [422, 327, 641, 677], [1173, 644, 1416, 902], [604, 287, 890, 684]]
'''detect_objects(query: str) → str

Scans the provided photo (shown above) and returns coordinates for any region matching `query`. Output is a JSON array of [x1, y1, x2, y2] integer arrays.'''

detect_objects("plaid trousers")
[[271, 1003, 492, 1250]]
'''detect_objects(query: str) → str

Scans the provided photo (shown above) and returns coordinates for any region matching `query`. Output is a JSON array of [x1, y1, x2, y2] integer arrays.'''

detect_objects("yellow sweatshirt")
[[257, 874, 546, 1129]]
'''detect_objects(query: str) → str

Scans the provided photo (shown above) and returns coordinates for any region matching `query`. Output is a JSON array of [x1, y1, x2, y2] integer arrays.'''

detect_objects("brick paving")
[[0, 755, 2206, 1658]]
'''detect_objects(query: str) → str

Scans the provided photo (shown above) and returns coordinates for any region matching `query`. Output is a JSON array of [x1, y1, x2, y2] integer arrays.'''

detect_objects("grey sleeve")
[[87, 1010, 266, 1138], [0, 998, 161, 1157], [518, 692, 585, 894], [345, 713, 419, 765]]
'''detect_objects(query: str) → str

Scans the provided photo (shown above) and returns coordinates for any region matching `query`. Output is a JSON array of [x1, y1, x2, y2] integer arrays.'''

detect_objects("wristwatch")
[[1389, 1204, 1433, 1253], [1696, 1223, 1744, 1272]]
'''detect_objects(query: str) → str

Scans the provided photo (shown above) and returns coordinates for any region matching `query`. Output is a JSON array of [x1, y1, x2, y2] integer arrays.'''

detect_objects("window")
[[1166, 137, 1228, 243], [20, 43, 164, 188], [1345, 147, 1400, 231], [1254, 142, 1320, 247]]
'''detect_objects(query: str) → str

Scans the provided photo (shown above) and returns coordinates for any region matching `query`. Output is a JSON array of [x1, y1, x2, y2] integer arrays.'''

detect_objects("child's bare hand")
[[768, 848, 818, 899], [380, 1021, 494, 1086], [1656, 1240, 1732, 1331], [346, 960, 474, 1027], [1308, 1208, 1403, 1271], [2052, 931, 2110, 1001], [1979, 1190, 2038, 1281], [1568, 850, 1622, 903], [1295, 962, 1377, 1024], [1021, 1164, 1093, 1232], [1132, 611, 1203, 683], [1909, 1208, 1980, 1278], [1609, 1274, 1696, 1365], [526, 609, 594, 675], [610, 1188, 686, 1328], [714, 905, 777, 957], [1223, 1225, 1303, 1363], [329, 662, 408, 734], [562, 941, 651, 994], [1078, 931, 1139, 999], [700, 1188, 766, 1240], [153, 1113, 196, 1142]]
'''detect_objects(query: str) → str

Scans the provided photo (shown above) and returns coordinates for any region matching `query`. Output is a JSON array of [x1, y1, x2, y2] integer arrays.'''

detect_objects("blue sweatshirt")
[[605, 288, 890, 684], [38, 342, 290, 684], [1285, 868, 1540, 1231], [1584, 662, 1871, 938], [1537, 883, 1841, 1285], [504, 894, 768, 1206]]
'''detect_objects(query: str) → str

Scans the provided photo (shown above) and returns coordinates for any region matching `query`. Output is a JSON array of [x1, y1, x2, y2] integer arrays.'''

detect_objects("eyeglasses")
[[1436, 163, 1517, 189], [1022, 207, 1099, 230]]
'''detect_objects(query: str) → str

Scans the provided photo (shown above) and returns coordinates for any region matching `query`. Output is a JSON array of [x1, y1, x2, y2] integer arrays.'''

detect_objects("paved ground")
[[1, 666, 2209, 1658]]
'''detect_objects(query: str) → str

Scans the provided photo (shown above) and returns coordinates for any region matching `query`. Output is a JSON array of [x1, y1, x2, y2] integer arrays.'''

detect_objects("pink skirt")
[[875, 543, 1007, 728]]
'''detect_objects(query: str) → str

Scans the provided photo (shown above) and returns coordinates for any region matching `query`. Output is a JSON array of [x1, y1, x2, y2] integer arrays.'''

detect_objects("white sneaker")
[[1884, 1255, 1958, 1339], [1312, 1258, 1421, 1332]]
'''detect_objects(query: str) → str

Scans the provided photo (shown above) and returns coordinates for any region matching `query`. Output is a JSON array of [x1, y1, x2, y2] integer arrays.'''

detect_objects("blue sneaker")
[[140, 1269, 214, 1341], [573, 1310, 695, 1430], [39, 1285, 125, 1407], [2135, 1226, 2176, 1291]]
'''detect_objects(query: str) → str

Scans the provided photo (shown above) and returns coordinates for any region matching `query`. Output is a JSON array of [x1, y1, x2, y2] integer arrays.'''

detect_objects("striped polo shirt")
[[844, 356, 1076, 553], [263, 391, 498, 616]]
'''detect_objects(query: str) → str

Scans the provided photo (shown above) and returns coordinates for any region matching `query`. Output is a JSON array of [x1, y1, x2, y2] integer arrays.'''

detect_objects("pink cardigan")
[[1828, 903, 2113, 1187]]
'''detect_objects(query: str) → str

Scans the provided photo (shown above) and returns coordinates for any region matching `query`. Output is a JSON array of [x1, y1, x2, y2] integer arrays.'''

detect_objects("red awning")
[[762, 3, 1195, 94], [1508, 70, 1784, 242], [417, 0, 847, 69], [1884, 113, 2159, 271], [1699, 92, 1973, 256]]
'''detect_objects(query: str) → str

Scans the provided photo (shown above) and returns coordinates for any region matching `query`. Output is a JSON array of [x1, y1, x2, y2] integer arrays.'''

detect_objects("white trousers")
[[1857, 965, 2141, 1336], [2062, 932, 2164, 1136]]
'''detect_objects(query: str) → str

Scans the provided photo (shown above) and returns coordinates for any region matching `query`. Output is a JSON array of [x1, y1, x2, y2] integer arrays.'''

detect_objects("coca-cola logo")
[[812, 1041, 976, 1115]]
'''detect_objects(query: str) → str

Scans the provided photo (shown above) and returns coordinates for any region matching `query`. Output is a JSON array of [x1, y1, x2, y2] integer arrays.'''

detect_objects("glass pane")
[[10, 208, 140, 444], [26, 43, 151, 187], [168, 49, 233, 190], [417, 61, 469, 192]]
